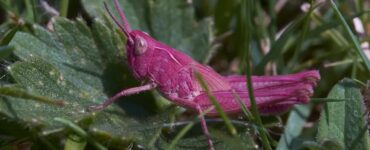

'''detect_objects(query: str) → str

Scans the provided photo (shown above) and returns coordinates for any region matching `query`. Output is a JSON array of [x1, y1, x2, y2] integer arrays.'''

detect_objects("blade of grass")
[[167, 121, 194, 150], [354, 0, 365, 21], [31, 0, 38, 22], [284, 1, 315, 73], [352, 78, 367, 86], [64, 134, 87, 150], [311, 10, 349, 47], [267, 0, 277, 43], [351, 57, 359, 78], [254, 16, 303, 74], [167, 107, 213, 150], [310, 98, 347, 103], [60, 0, 70, 17], [329, 0, 370, 71], [148, 106, 178, 148], [232, 90, 254, 120], [0, 86, 64, 106], [324, 59, 363, 67], [54, 117, 107, 150], [254, 2, 269, 49], [195, 72, 237, 135], [241, 0, 271, 149], [0, 24, 19, 45], [24, 0, 35, 22], [148, 128, 162, 149], [306, 9, 370, 41]]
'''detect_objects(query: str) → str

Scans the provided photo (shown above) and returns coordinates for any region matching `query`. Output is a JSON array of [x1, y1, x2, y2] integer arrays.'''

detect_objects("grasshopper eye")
[[134, 36, 148, 55]]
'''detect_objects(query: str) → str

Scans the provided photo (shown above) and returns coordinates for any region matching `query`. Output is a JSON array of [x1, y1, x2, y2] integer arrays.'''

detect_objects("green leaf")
[[318, 78, 369, 150], [1, 18, 162, 148], [276, 105, 312, 150], [0, 85, 64, 106], [64, 135, 88, 150], [2, 58, 91, 124], [81, 0, 211, 61], [299, 140, 344, 150]]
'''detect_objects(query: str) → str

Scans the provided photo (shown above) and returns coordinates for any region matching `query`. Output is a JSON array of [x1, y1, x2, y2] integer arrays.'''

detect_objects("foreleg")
[[89, 83, 157, 111]]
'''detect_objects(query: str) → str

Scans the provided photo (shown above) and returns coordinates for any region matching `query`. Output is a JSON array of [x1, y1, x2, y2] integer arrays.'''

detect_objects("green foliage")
[[82, 0, 211, 61], [276, 105, 312, 150], [0, 0, 369, 149], [1, 18, 158, 148], [318, 79, 369, 150]]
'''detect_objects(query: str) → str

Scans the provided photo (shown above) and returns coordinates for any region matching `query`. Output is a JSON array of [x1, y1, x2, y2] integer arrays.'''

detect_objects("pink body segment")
[[89, 1, 321, 150]]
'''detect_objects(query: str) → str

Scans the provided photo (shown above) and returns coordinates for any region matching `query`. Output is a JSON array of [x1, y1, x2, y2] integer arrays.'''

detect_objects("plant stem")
[[196, 72, 237, 135], [241, 0, 271, 149], [329, 0, 370, 72], [60, 0, 70, 17]]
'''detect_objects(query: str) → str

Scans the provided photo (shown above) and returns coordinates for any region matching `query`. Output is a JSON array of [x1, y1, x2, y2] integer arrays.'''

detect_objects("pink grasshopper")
[[89, 0, 320, 149]]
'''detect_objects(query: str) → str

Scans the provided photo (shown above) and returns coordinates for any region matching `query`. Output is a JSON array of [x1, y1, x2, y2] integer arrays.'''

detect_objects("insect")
[[89, 0, 321, 149]]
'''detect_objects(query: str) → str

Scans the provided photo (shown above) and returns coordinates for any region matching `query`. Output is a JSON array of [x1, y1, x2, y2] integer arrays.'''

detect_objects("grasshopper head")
[[105, 0, 154, 79]]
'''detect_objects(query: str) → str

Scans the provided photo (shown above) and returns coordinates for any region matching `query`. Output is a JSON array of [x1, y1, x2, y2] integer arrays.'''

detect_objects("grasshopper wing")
[[193, 64, 232, 91], [225, 70, 320, 91], [194, 82, 314, 116]]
